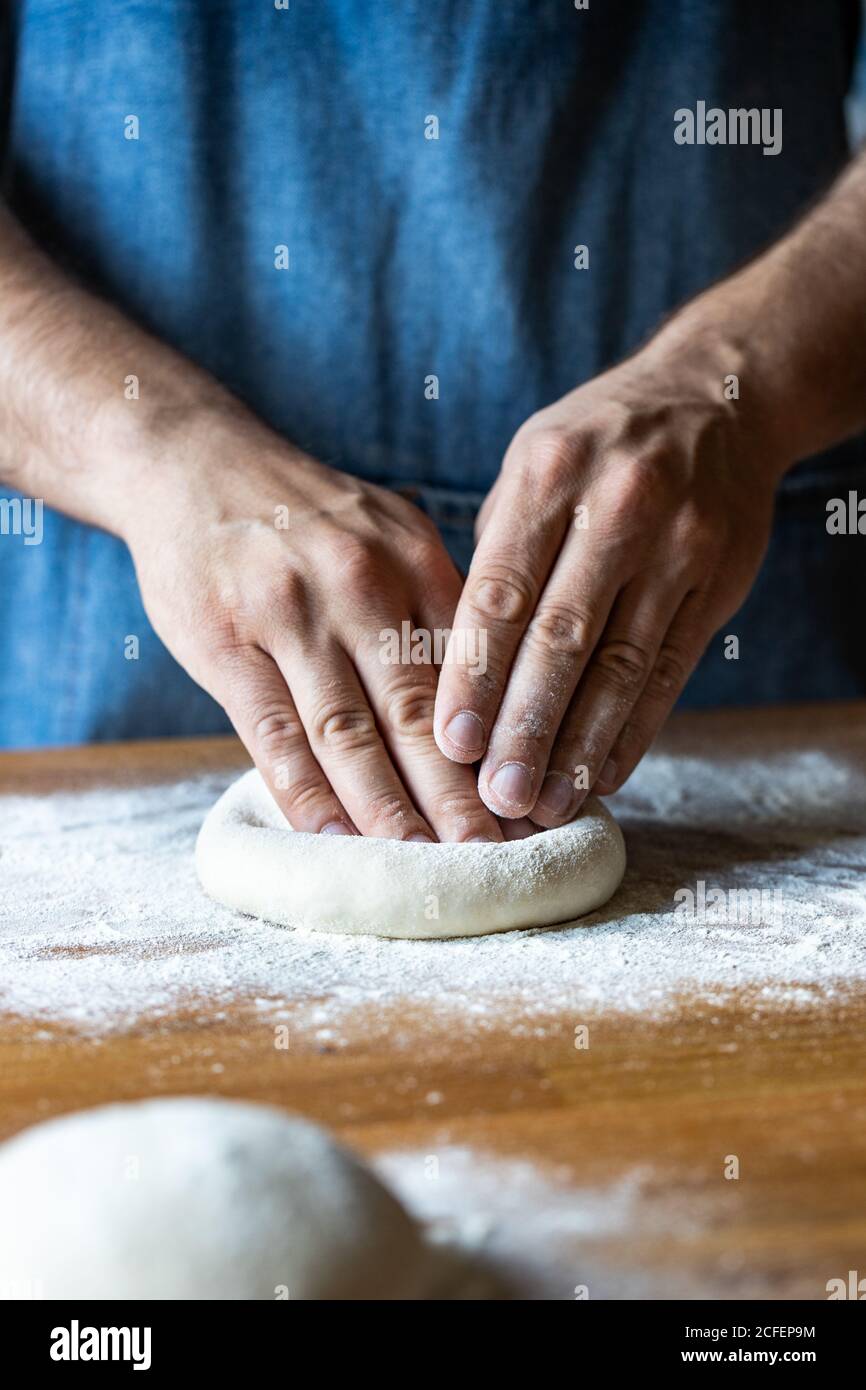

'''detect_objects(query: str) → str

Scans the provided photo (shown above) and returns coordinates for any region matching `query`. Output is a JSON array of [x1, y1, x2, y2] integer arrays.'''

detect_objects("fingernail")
[[466, 834, 497, 843], [536, 772, 574, 816], [444, 710, 485, 754], [489, 762, 533, 808], [599, 758, 618, 788], [407, 832, 435, 842], [321, 821, 353, 835]]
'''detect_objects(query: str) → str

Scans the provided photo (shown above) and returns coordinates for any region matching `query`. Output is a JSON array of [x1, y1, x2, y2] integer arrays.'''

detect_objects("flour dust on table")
[[3, 709, 866, 1032]]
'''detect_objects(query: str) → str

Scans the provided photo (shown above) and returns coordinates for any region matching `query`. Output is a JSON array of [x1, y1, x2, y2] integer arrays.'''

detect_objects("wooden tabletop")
[[1, 707, 865, 1300]]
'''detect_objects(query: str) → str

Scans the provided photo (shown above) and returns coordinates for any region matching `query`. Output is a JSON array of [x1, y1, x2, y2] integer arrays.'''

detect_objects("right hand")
[[123, 409, 504, 842]]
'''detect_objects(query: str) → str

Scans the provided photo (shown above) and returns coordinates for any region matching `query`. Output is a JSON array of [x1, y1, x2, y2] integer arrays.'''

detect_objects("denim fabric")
[[0, 1, 864, 745]]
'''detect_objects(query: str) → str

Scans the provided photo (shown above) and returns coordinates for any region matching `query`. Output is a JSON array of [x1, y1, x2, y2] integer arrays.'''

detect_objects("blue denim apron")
[[0, 0, 864, 746]]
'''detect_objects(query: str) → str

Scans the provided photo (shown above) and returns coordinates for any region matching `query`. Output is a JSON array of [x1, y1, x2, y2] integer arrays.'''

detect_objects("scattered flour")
[[375, 1142, 800, 1299], [1, 723, 865, 1035], [374, 1146, 722, 1300]]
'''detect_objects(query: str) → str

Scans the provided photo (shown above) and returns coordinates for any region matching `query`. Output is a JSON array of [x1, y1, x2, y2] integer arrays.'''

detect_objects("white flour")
[[1, 730, 865, 1035], [375, 1147, 737, 1300], [376, 1138, 814, 1299]]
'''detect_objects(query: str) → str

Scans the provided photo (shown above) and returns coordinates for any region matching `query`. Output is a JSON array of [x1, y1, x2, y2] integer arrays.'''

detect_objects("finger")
[[528, 579, 687, 827], [275, 639, 437, 842], [595, 591, 716, 794], [499, 815, 539, 841], [354, 623, 505, 843], [413, 571, 506, 842], [218, 645, 356, 834], [476, 536, 624, 817], [433, 443, 572, 765]]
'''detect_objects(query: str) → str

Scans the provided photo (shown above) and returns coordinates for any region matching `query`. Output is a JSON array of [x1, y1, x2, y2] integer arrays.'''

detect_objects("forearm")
[[0, 202, 257, 537], [655, 146, 866, 469]]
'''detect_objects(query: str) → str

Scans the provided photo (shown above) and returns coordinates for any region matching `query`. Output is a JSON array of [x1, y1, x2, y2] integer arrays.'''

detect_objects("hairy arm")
[[0, 202, 239, 529], [0, 203, 504, 843], [667, 145, 866, 462]]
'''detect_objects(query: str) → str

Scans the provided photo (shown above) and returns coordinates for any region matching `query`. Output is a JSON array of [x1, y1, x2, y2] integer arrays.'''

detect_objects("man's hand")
[[4, 141, 866, 828], [436, 143, 866, 823], [434, 337, 781, 824], [0, 203, 505, 840], [125, 413, 504, 842]]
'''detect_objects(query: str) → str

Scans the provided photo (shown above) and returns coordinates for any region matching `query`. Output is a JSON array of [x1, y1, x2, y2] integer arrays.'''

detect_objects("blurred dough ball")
[[0, 1097, 435, 1300]]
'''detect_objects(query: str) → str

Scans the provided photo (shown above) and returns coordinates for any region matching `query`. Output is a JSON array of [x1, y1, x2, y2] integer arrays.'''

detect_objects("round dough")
[[196, 768, 626, 938], [0, 1098, 435, 1300]]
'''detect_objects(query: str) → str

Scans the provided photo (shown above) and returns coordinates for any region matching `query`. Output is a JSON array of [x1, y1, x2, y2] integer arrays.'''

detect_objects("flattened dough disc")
[[196, 769, 626, 939]]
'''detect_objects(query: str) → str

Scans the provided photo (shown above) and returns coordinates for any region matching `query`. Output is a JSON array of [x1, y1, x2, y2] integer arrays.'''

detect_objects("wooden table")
[[2, 707, 865, 1300]]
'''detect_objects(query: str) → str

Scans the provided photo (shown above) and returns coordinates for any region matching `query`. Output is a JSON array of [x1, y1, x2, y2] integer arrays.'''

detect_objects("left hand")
[[433, 329, 786, 826]]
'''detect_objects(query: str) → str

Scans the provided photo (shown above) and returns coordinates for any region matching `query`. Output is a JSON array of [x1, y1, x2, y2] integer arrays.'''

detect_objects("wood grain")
[[2, 713, 865, 1299]]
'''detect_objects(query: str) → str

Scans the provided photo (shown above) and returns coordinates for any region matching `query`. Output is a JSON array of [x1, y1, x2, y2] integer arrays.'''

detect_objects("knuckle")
[[279, 775, 330, 820], [521, 425, 579, 478], [383, 682, 436, 740], [327, 534, 382, 597], [527, 602, 592, 659], [364, 791, 417, 837], [269, 566, 308, 613], [679, 515, 722, 567], [434, 797, 494, 839], [605, 457, 663, 528], [409, 534, 448, 580], [312, 702, 378, 753], [204, 610, 247, 663], [488, 700, 550, 755], [252, 705, 304, 756], [434, 789, 485, 821], [411, 511, 448, 556], [645, 643, 691, 699], [613, 714, 648, 757], [260, 574, 310, 642], [624, 457, 664, 510], [594, 637, 651, 692], [467, 564, 533, 624]]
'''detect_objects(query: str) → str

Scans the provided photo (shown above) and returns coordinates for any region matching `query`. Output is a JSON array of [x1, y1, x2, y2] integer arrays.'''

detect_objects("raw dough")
[[0, 1098, 437, 1300], [196, 768, 626, 938]]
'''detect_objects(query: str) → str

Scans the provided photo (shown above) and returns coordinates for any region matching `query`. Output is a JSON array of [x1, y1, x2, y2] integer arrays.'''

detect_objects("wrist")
[[112, 393, 314, 552], [646, 291, 794, 486], [70, 371, 240, 542]]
